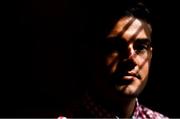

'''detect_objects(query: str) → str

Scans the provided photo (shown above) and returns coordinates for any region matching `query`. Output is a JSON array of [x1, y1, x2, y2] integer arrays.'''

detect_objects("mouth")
[[122, 72, 141, 80], [112, 71, 141, 80], [110, 71, 141, 85]]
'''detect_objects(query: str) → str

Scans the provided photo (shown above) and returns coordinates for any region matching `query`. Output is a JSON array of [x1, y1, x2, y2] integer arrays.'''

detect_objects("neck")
[[113, 97, 136, 118], [88, 90, 137, 118]]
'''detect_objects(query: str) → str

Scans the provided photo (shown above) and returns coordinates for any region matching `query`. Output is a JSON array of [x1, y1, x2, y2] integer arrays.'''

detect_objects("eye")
[[133, 39, 151, 54], [134, 44, 148, 54]]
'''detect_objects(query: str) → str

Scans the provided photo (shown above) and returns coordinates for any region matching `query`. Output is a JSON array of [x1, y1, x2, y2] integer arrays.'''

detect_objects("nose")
[[123, 45, 137, 62], [120, 45, 138, 72]]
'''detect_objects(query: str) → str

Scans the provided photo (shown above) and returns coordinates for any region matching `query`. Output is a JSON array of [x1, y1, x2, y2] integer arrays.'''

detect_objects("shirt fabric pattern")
[[83, 94, 169, 119]]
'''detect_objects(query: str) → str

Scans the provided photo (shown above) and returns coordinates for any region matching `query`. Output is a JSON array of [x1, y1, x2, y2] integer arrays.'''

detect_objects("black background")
[[2, 0, 180, 117]]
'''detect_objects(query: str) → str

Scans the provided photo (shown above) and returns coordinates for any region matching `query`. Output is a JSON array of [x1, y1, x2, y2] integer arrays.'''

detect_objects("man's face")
[[98, 16, 152, 97]]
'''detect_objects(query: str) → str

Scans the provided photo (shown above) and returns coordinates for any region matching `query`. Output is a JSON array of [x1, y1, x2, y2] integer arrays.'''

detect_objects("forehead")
[[107, 16, 152, 42]]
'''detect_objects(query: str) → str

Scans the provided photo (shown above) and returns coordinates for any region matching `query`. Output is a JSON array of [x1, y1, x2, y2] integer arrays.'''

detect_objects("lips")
[[122, 72, 141, 80], [110, 71, 141, 86], [112, 71, 141, 80], [122, 75, 139, 81]]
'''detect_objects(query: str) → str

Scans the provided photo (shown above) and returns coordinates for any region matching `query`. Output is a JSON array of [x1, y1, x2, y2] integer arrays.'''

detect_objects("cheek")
[[106, 52, 119, 73], [106, 52, 119, 65], [139, 60, 150, 80]]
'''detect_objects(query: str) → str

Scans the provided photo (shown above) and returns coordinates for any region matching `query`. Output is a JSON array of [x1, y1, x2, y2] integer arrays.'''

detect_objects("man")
[[60, 1, 168, 118]]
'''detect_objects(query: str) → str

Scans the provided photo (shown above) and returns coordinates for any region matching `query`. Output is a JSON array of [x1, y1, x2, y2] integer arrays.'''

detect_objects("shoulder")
[[133, 104, 169, 119]]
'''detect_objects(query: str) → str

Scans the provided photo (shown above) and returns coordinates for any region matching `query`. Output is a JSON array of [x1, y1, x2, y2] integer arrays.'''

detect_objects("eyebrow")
[[106, 37, 151, 43], [135, 38, 151, 42], [135, 38, 152, 46]]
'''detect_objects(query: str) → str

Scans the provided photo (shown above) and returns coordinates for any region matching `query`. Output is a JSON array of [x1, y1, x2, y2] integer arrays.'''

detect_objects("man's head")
[[105, 16, 152, 97], [90, 2, 153, 99]]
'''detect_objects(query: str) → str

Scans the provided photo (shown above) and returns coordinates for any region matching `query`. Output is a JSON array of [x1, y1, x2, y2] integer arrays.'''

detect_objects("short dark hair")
[[85, 0, 153, 40], [125, 2, 152, 24]]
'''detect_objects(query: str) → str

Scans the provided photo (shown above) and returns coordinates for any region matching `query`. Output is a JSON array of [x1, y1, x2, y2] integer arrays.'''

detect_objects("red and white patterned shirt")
[[132, 100, 168, 119], [59, 94, 169, 119]]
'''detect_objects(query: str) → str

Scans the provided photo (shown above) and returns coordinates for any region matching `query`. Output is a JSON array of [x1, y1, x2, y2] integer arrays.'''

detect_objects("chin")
[[115, 85, 140, 98]]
